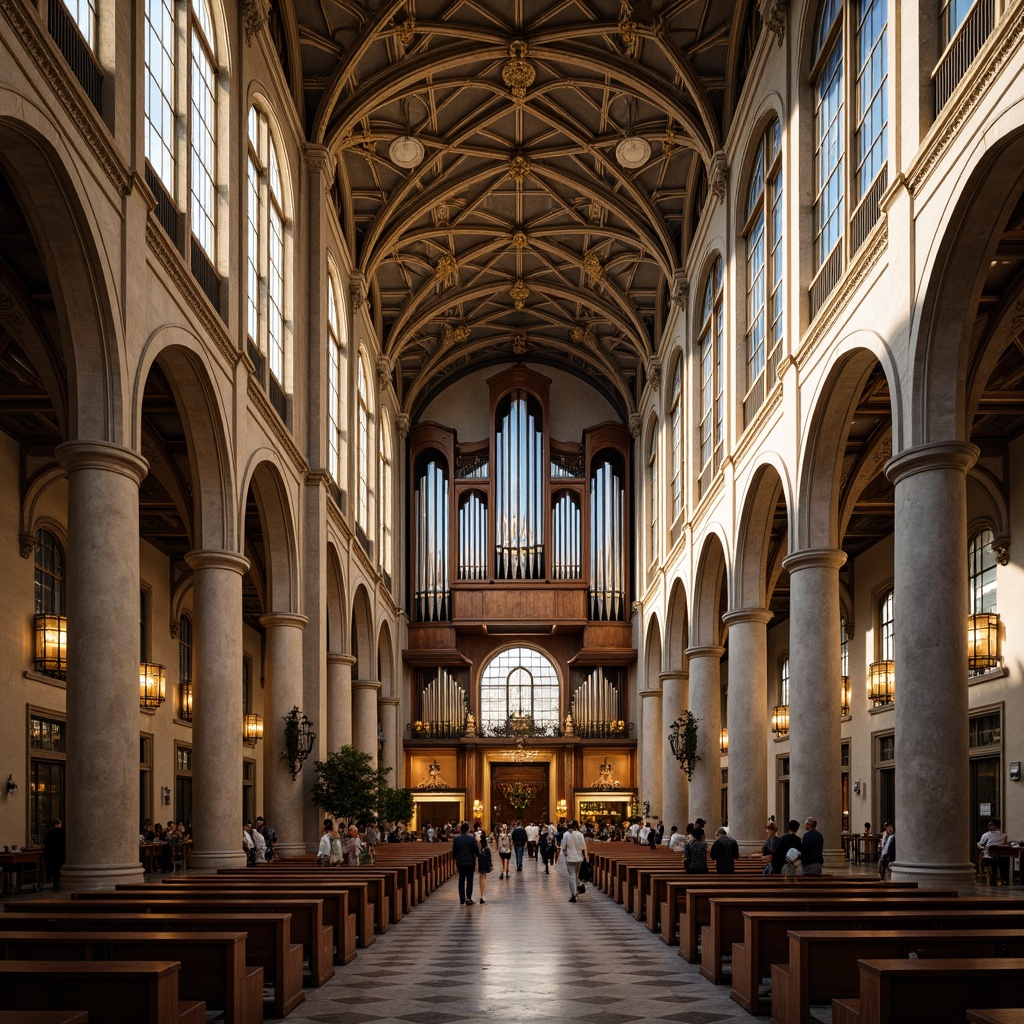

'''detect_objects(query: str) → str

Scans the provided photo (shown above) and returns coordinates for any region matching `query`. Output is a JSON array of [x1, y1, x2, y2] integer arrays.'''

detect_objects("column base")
[[736, 841, 762, 858], [889, 861, 977, 889], [823, 847, 847, 870], [62, 861, 145, 891], [189, 850, 248, 874], [272, 843, 308, 860]]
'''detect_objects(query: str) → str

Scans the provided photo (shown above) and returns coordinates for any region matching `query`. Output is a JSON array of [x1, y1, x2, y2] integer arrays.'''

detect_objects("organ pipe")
[[589, 457, 624, 620], [458, 492, 487, 579], [414, 457, 450, 621], [418, 669, 467, 739], [496, 391, 544, 579], [570, 668, 622, 737], [552, 492, 581, 579]]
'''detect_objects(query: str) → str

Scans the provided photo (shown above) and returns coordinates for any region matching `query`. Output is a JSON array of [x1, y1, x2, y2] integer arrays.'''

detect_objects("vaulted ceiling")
[[287, 0, 759, 419]]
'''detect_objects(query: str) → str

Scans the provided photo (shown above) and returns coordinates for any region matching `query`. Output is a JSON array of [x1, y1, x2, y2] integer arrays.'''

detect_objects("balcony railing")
[[48, 1, 102, 111], [190, 239, 221, 311], [809, 243, 843, 320], [851, 167, 888, 256], [145, 164, 184, 254], [934, 0, 994, 114]]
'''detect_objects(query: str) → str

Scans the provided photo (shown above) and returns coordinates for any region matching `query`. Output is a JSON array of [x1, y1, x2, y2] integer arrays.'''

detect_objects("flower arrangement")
[[502, 781, 536, 811]]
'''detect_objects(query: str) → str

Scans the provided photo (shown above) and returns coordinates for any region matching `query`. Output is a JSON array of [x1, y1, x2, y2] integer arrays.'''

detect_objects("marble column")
[[186, 549, 250, 872], [261, 612, 309, 858], [886, 441, 978, 887], [56, 440, 148, 889], [685, 646, 725, 827], [660, 671, 689, 831], [720, 608, 773, 854], [378, 696, 401, 785], [326, 652, 356, 750], [782, 549, 846, 869], [353, 679, 381, 769], [638, 687, 662, 819]]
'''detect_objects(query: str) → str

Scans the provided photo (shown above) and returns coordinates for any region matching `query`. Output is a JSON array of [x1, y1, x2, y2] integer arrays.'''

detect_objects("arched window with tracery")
[[744, 118, 783, 425], [357, 349, 373, 537], [479, 647, 560, 735], [697, 256, 724, 498], [494, 390, 544, 579], [34, 529, 65, 617]]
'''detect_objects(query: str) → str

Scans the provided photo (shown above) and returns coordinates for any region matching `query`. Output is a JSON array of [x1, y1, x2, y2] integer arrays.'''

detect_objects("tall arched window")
[[380, 417, 393, 581], [744, 118, 783, 425], [646, 420, 659, 566], [34, 529, 65, 616], [968, 529, 997, 614], [669, 354, 683, 519], [327, 266, 345, 484], [479, 647, 560, 735], [178, 612, 193, 721], [697, 256, 724, 498], [780, 656, 790, 706], [356, 350, 373, 536], [143, 0, 223, 293], [810, 0, 888, 316], [248, 104, 290, 420], [879, 587, 894, 662]]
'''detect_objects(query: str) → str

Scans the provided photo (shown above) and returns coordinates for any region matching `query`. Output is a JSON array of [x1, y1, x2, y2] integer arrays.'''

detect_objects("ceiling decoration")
[[292, 0, 748, 418]]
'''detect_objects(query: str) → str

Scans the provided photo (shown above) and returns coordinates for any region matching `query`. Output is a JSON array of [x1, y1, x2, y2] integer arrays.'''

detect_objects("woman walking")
[[562, 819, 588, 902], [477, 832, 494, 903], [496, 825, 512, 879]]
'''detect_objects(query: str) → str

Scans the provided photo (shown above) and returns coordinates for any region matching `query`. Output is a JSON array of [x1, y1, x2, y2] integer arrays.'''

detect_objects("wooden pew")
[[967, 1012, 1024, 1024], [729, 906, 1024, 1015], [771, 929, 1024, 1024], [44, 894, 334, 988], [0, 1014, 89, 1024], [0, 931, 262, 1024], [0, 911, 303, 1019], [832, 958, 1024, 1024], [0, 961, 204, 1024]]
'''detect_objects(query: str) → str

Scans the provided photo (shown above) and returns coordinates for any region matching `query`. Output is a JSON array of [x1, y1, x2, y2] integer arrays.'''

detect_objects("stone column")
[[684, 646, 725, 827], [886, 441, 978, 887], [660, 671, 689, 831], [782, 549, 846, 868], [261, 612, 309, 858], [186, 549, 250, 872], [56, 440, 148, 889], [721, 608, 773, 854], [378, 696, 401, 784], [353, 679, 381, 769], [639, 687, 663, 819], [326, 652, 355, 749]]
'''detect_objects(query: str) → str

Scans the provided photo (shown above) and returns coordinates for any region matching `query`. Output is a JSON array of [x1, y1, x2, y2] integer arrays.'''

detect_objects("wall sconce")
[[720, 728, 729, 754], [771, 705, 789, 736], [967, 613, 1000, 672], [160, 784, 171, 805], [556, 798, 567, 818], [5, 774, 17, 795], [34, 613, 67, 679], [281, 706, 315, 780], [243, 713, 264, 748], [853, 779, 862, 795], [472, 799, 483, 818], [139, 662, 166, 709], [868, 660, 895, 707], [841, 675, 851, 716], [179, 680, 193, 721]]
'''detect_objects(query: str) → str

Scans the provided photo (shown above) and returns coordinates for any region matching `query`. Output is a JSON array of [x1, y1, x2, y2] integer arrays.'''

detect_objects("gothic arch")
[[351, 584, 374, 679], [690, 529, 729, 647], [240, 454, 300, 614], [734, 460, 790, 610], [326, 541, 347, 653], [665, 578, 690, 672]]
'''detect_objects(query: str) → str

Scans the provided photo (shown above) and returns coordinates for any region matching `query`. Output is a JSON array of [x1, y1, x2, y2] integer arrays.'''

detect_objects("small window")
[[879, 588, 894, 661], [779, 656, 790, 706], [968, 529, 997, 614], [34, 529, 66, 616], [178, 613, 193, 721]]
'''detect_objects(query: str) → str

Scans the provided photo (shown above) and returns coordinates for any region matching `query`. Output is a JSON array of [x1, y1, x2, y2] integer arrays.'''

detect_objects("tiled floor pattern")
[[285, 860, 776, 1024]]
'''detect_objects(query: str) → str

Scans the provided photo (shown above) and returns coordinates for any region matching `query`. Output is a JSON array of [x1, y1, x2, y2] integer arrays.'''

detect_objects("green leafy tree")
[[378, 786, 414, 828], [311, 745, 389, 824]]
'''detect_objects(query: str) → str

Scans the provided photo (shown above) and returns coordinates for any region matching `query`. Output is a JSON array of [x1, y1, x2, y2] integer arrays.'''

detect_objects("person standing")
[[978, 819, 1010, 885], [539, 824, 555, 873], [452, 821, 479, 904], [761, 822, 780, 873], [562, 819, 588, 902], [771, 819, 803, 875], [801, 817, 824, 875], [477, 832, 493, 903], [42, 818, 65, 890], [709, 826, 740, 873], [878, 821, 896, 880], [255, 816, 276, 861], [667, 825, 686, 853], [496, 825, 512, 878], [316, 819, 334, 866], [250, 821, 268, 864], [526, 821, 540, 860], [683, 827, 709, 873], [510, 821, 528, 871], [364, 819, 380, 850]]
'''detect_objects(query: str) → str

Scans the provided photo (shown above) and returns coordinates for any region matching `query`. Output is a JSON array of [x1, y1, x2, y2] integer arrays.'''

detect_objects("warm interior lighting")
[[771, 705, 789, 735], [967, 612, 1000, 672], [720, 728, 729, 753], [34, 613, 67, 679], [841, 675, 851, 716], [139, 662, 166, 709], [180, 680, 193, 721], [243, 712, 264, 748], [868, 660, 895, 707]]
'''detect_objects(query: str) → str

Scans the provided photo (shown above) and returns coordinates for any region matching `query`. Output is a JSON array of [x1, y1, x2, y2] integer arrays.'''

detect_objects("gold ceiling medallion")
[[510, 278, 529, 309], [510, 230, 529, 249], [569, 325, 596, 347], [508, 154, 531, 184], [663, 126, 676, 156], [502, 41, 535, 104], [397, 13, 416, 47], [433, 253, 458, 281], [441, 323, 470, 346], [511, 331, 527, 355], [619, 2, 638, 47], [581, 250, 604, 280]]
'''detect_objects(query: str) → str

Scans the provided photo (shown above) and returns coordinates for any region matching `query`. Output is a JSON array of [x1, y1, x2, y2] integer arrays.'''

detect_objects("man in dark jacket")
[[452, 821, 479, 904], [510, 821, 528, 871], [771, 819, 803, 875], [709, 827, 740, 872], [801, 817, 824, 875], [42, 818, 66, 889]]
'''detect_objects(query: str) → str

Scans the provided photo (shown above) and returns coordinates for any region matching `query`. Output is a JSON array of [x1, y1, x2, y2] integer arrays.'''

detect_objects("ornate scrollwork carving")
[[511, 331, 528, 355], [992, 536, 1011, 566], [242, 0, 270, 45], [709, 149, 728, 203], [510, 279, 529, 310], [757, 0, 788, 46], [502, 40, 536, 103], [508, 154, 531, 184], [349, 272, 367, 313], [671, 270, 688, 310], [646, 356, 662, 391]]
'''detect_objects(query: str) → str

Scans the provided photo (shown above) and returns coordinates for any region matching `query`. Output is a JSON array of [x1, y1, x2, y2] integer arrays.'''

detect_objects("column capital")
[[885, 440, 979, 485], [327, 652, 357, 666], [782, 548, 847, 574], [639, 688, 662, 699], [378, 696, 401, 706], [185, 549, 250, 575], [353, 679, 382, 693], [260, 612, 309, 630], [722, 607, 774, 627], [685, 645, 725, 661], [658, 670, 689, 683], [56, 440, 148, 484]]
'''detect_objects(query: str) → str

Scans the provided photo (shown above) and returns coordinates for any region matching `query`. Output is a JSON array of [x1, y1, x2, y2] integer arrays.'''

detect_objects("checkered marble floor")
[[286, 859, 763, 1024]]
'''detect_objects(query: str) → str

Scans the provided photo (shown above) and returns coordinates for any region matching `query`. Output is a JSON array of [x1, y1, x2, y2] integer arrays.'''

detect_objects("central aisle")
[[291, 854, 758, 1024]]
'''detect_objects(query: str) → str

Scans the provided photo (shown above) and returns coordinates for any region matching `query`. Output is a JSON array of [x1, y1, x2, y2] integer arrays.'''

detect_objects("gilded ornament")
[[511, 332, 527, 355], [508, 154, 531, 184], [510, 230, 529, 249], [619, 2, 637, 47], [502, 40, 536, 103], [434, 253, 457, 280], [663, 127, 676, 156], [441, 323, 470, 346], [581, 250, 604, 280], [510, 279, 529, 310], [397, 14, 416, 47]]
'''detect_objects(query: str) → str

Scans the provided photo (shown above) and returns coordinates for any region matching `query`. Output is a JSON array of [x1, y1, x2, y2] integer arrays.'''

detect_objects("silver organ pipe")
[[415, 458, 450, 621], [589, 458, 624, 620], [570, 669, 621, 737], [552, 492, 581, 579], [419, 669, 468, 739], [496, 391, 544, 579], [458, 492, 487, 579]]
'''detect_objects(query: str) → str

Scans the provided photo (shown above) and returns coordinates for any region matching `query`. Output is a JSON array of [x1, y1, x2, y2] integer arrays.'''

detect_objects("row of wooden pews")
[[0, 842, 453, 1023], [589, 841, 1024, 1024]]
